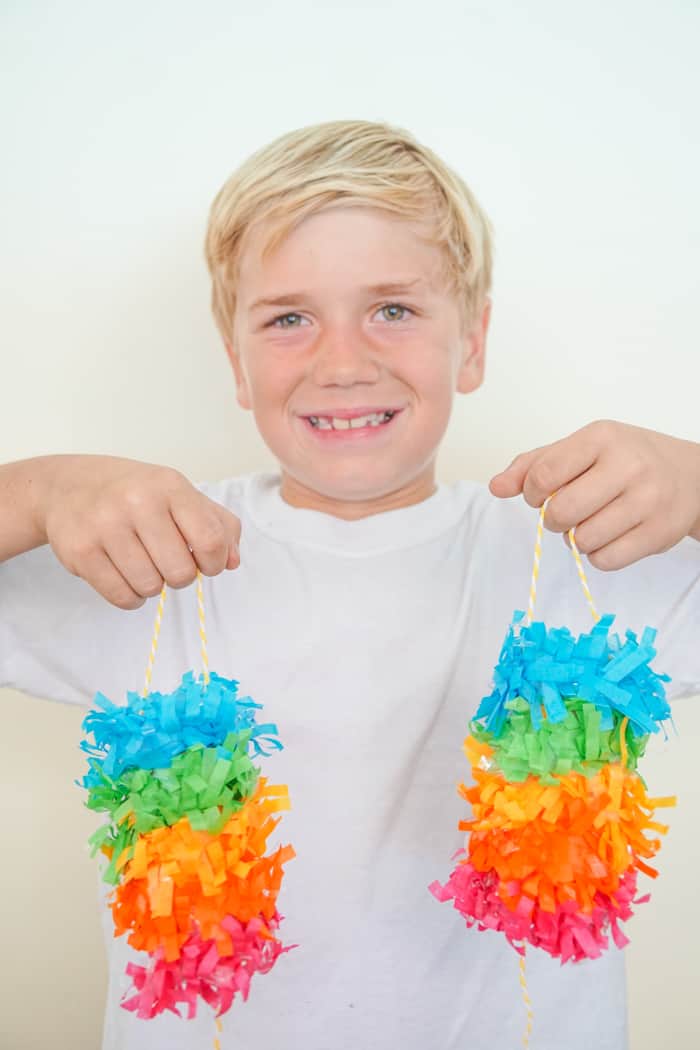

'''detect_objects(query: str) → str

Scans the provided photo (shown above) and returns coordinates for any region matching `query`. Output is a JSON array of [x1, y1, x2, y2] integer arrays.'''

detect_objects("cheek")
[[244, 358, 289, 409], [410, 355, 456, 406], [247, 374, 305, 441]]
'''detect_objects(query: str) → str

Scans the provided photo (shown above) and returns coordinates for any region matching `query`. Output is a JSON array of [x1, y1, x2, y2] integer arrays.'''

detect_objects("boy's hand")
[[489, 420, 700, 570], [36, 454, 241, 609]]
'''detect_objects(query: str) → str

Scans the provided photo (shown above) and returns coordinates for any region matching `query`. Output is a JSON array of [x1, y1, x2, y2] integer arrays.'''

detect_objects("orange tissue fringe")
[[460, 734, 676, 916], [101, 776, 294, 963]]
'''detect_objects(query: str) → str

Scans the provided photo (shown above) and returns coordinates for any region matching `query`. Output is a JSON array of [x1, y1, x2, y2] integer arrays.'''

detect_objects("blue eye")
[[267, 302, 414, 329], [378, 303, 413, 322], [270, 312, 306, 329]]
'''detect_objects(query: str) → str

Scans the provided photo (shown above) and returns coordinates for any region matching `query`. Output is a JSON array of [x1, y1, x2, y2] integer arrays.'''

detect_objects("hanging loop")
[[525, 492, 599, 626], [141, 568, 210, 699]]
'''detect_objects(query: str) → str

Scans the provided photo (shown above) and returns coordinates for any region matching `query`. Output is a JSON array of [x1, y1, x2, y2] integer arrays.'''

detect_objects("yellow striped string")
[[196, 568, 210, 687], [521, 492, 605, 1046], [525, 492, 599, 626], [525, 495, 549, 627], [560, 527, 630, 768], [518, 952, 534, 1047], [142, 583, 167, 699], [567, 528, 599, 624], [141, 569, 210, 695], [139, 567, 219, 1047], [619, 714, 630, 767]]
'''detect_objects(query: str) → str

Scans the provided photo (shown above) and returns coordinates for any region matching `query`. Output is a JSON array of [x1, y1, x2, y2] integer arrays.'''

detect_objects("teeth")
[[308, 411, 395, 430]]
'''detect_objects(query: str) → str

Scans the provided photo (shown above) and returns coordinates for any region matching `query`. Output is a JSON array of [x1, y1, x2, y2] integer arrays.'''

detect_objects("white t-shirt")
[[2, 472, 699, 1050]]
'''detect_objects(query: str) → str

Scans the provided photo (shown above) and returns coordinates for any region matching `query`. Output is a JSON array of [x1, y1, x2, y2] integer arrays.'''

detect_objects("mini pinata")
[[430, 499, 677, 978], [78, 573, 295, 1023]]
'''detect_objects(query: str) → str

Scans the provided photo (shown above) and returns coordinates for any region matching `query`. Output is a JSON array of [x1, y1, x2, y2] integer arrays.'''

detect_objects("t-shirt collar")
[[242, 471, 464, 555]]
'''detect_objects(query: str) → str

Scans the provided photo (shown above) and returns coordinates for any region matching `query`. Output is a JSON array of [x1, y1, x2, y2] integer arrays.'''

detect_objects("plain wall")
[[1, 2, 698, 1048]]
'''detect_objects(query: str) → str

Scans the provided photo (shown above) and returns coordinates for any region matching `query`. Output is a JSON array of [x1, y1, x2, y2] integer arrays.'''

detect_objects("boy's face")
[[225, 205, 490, 518]]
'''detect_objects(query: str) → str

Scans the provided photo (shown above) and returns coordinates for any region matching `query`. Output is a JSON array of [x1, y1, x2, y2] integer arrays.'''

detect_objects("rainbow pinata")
[[430, 608, 677, 963], [79, 669, 295, 1019]]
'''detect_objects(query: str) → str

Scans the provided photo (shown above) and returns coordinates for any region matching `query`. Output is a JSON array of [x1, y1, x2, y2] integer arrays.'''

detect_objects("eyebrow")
[[248, 278, 426, 312]]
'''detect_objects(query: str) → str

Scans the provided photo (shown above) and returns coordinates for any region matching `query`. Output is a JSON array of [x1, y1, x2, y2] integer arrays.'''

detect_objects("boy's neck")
[[279, 469, 438, 520]]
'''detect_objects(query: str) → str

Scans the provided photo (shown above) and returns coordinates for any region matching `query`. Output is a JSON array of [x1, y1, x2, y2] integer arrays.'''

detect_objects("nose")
[[310, 325, 382, 386]]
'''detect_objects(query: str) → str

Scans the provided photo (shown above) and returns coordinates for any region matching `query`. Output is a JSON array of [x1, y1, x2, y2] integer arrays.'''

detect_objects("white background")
[[1, 2, 698, 1048]]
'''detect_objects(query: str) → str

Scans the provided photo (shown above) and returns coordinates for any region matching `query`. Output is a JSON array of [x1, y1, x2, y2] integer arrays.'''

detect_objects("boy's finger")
[[536, 465, 624, 534], [102, 528, 168, 597], [568, 491, 645, 554], [520, 429, 603, 509], [168, 495, 241, 578], [586, 519, 671, 572], [226, 539, 241, 569], [491, 425, 610, 505], [215, 505, 241, 570], [76, 546, 147, 610], [489, 448, 542, 497], [135, 512, 200, 586]]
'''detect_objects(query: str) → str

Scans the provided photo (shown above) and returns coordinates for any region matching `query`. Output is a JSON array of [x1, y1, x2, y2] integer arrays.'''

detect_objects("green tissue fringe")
[[469, 696, 649, 786], [84, 730, 259, 884]]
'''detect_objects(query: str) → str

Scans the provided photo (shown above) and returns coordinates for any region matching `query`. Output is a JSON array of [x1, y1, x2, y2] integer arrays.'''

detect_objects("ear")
[[223, 339, 252, 411], [456, 297, 491, 395]]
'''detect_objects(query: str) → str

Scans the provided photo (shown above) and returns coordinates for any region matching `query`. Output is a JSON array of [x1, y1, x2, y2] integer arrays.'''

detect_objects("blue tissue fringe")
[[473, 611, 672, 739], [78, 670, 282, 788]]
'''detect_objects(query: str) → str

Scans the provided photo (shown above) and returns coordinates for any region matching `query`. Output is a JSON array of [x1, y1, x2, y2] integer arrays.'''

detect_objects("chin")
[[293, 464, 418, 503], [304, 476, 385, 502]]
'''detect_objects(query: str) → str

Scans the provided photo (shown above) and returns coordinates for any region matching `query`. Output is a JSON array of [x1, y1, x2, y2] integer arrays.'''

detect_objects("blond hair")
[[204, 119, 493, 343]]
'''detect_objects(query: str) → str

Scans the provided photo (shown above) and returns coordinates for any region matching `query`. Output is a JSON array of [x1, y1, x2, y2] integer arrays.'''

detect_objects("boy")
[[1, 119, 699, 1050]]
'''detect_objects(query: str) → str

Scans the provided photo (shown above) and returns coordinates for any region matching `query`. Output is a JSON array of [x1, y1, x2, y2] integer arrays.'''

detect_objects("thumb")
[[489, 448, 542, 498], [212, 505, 241, 569]]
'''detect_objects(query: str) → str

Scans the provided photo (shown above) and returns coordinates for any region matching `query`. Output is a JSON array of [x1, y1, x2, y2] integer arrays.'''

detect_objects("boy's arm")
[[0, 453, 241, 605], [0, 454, 243, 706], [0, 456, 52, 561]]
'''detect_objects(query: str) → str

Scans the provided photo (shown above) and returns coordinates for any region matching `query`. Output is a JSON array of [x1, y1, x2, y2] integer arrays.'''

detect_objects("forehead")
[[236, 205, 449, 296]]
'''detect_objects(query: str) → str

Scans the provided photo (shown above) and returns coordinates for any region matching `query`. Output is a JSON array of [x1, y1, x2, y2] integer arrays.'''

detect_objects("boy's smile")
[[301, 406, 402, 439], [225, 205, 490, 519]]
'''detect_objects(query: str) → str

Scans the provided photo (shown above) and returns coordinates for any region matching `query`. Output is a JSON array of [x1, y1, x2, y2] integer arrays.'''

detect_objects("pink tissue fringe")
[[121, 912, 295, 1019], [428, 854, 651, 964]]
